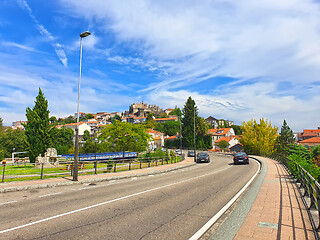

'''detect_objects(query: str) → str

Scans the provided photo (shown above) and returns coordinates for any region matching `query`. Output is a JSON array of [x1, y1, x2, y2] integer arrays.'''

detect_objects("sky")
[[1, 0, 320, 131]]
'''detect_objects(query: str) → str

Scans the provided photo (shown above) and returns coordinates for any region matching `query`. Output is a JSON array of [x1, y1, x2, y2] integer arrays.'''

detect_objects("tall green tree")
[[276, 120, 295, 154], [182, 97, 197, 148], [99, 120, 152, 156], [24, 88, 51, 162], [181, 97, 209, 149], [240, 118, 278, 155]]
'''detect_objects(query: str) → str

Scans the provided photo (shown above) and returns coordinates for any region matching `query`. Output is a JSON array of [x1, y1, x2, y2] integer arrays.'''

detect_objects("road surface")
[[0, 153, 258, 240]]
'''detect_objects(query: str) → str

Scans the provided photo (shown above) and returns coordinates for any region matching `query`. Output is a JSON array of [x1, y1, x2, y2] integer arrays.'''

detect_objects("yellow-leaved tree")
[[240, 118, 278, 155]]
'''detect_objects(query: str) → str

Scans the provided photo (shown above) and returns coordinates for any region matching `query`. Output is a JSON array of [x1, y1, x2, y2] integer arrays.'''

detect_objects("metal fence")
[[0, 154, 185, 183], [271, 153, 320, 236]]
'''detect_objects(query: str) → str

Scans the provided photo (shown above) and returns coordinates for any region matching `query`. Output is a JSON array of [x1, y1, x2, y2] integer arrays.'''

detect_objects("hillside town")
[[9, 101, 320, 152]]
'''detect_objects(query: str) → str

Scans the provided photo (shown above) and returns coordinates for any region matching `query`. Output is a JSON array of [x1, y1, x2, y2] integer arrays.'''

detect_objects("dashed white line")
[[0, 201, 17, 206], [0, 165, 232, 234], [39, 192, 61, 198]]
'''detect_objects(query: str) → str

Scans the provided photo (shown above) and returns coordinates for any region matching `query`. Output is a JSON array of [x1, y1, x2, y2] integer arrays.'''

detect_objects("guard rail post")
[[129, 161, 131, 171], [94, 161, 97, 174], [114, 162, 117, 172]]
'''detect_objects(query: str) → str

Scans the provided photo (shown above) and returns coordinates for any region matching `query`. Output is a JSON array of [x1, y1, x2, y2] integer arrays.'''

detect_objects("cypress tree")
[[182, 97, 198, 148], [24, 88, 51, 163]]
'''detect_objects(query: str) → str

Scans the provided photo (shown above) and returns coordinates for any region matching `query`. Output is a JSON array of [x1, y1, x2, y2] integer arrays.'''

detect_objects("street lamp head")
[[80, 31, 91, 38]]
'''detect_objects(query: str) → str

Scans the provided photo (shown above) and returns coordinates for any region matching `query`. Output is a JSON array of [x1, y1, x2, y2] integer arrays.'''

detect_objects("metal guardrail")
[[271, 153, 320, 237], [0, 154, 184, 183]]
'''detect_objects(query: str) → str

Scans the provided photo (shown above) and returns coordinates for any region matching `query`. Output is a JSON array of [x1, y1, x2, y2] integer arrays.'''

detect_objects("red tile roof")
[[208, 128, 232, 136], [216, 136, 233, 143], [164, 136, 177, 140], [154, 117, 178, 121], [147, 129, 163, 134], [300, 137, 320, 143]]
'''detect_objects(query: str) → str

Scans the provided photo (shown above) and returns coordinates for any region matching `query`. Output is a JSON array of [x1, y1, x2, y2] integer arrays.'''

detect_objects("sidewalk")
[[234, 156, 316, 240], [0, 157, 196, 193]]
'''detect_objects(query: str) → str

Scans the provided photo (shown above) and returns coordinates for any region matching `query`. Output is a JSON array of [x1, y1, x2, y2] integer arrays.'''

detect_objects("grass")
[[0, 157, 182, 183]]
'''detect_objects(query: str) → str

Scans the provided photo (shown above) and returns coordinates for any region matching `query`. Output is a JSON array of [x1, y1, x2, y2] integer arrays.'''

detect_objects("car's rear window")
[[235, 152, 247, 157], [198, 153, 208, 156]]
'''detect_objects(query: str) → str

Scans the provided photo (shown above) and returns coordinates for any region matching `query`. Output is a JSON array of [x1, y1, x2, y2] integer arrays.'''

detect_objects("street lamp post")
[[193, 106, 196, 162], [73, 31, 91, 181], [179, 117, 182, 153], [94, 138, 98, 174]]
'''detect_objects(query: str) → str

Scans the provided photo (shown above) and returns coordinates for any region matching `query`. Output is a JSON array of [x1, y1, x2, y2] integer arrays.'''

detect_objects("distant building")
[[164, 108, 174, 115], [57, 122, 91, 140], [297, 128, 320, 142], [206, 116, 234, 129], [147, 129, 164, 150], [206, 116, 219, 128], [12, 121, 27, 130], [208, 128, 236, 149], [127, 102, 163, 118]]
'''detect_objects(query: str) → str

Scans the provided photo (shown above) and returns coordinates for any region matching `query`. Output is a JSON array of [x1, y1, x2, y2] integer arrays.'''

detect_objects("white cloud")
[[57, 0, 320, 131], [19, 0, 68, 67]]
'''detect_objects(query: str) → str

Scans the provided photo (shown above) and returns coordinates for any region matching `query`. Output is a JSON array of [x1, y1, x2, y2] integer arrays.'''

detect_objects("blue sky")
[[1, 0, 320, 131]]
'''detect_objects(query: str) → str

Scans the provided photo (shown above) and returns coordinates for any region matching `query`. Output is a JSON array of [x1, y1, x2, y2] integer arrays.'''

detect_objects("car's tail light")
[[245, 156, 248, 159], [234, 157, 237, 160]]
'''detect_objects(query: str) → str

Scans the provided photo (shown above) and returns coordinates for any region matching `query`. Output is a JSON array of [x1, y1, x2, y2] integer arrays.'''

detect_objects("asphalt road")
[[0, 153, 258, 240]]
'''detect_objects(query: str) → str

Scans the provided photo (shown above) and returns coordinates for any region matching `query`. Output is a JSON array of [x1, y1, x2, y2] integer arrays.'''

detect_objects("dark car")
[[187, 150, 195, 157], [233, 152, 249, 165], [196, 152, 210, 163]]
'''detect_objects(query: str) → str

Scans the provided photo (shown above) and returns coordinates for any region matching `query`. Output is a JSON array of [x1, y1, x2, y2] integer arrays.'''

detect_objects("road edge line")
[[189, 157, 261, 240]]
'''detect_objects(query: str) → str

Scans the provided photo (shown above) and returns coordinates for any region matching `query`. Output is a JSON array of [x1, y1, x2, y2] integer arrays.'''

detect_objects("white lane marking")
[[189, 160, 261, 240], [39, 192, 61, 198], [149, 175, 154, 177], [0, 201, 17, 206], [0, 165, 232, 234], [131, 177, 138, 180]]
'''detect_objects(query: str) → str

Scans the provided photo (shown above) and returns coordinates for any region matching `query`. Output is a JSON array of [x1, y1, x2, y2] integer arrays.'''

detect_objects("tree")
[[163, 121, 181, 136], [111, 115, 121, 123], [169, 108, 182, 117], [50, 127, 74, 154], [83, 130, 91, 141], [146, 113, 155, 121], [231, 125, 242, 135], [240, 118, 278, 155], [24, 88, 51, 163], [49, 116, 57, 124], [182, 97, 197, 148], [181, 97, 208, 148], [85, 113, 94, 120], [158, 112, 168, 118], [215, 140, 229, 150], [99, 120, 152, 156], [0, 128, 26, 158], [276, 120, 295, 154]]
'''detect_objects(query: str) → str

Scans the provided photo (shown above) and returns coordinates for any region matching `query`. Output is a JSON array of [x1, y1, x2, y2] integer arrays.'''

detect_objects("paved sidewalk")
[[234, 156, 316, 240], [0, 157, 196, 193]]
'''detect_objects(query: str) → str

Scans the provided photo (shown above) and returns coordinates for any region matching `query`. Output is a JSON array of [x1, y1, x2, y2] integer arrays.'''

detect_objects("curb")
[[0, 162, 196, 193]]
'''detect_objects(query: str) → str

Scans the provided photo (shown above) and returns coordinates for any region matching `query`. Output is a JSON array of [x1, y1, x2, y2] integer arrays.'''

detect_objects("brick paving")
[[234, 156, 316, 240]]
